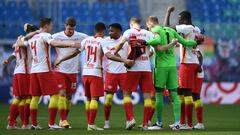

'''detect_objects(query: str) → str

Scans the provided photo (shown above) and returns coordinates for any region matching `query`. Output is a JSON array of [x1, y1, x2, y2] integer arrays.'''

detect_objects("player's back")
[[123, 28, 153, 72], [80, 36, 104, 77], [53, 31, 88, 73], [176, 24, 201, 64], [28, 32, 52, 73], [104, 36, 128, 73], [14, 46, 32, 74]]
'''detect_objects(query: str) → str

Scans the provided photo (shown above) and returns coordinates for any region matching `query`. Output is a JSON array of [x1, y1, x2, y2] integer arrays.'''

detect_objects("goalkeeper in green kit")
[[144, 16, 198, 130]]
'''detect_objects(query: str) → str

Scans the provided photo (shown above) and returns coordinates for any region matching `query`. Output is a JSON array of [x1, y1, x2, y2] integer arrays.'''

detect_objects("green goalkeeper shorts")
[[153, 67, 178, 90]]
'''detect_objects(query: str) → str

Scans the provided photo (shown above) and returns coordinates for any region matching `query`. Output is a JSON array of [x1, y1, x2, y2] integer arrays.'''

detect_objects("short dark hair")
[[65, 17, 76, 27], [130, 17, 141, 25], [94, 22, 106, 32], [109, 23, 122, 32], [27, 25, 39, 33], [40, 17, 52, 28], [179, 10, 192, 21], [146, 16, 159, 25]]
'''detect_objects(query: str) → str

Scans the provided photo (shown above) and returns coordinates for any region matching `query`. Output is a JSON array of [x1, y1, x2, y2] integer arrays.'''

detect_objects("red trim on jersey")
[[182, 46, 186, 63], [23, 47, 29, 73], [94, 35, 104, 38], [44, 42, 51, 71], [134, 28, 141, 31]]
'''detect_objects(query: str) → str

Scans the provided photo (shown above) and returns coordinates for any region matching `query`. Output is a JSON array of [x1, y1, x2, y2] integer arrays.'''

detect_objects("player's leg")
[[148, 93, 156, 125], [87, 76, 104, 131], [18, 74, 31, 129], [122, 72, 139, 130], [104, 73, 119, 128], [148, 67, 167, 130], [29, 73, 42, 129], [178, 88, 185, 125], [193, 77, 204, 129], [54, 72, 68, 128], [7, 96, 21, 129], [179, 64, 196, 129], [139, 72, 155, 130], [23, 96, 31, 129], [104, 91, 114, 128], [64, 73, 77, 124], [167, 67, 181, 130], [39, 72, 61, 129], [7, 75, 20, 129], [83, 76, 90, 123], [18, 97, 26, 126]]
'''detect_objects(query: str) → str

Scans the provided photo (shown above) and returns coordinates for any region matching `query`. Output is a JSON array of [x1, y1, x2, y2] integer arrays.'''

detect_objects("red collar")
[[64, 31, 74, 37], [134, 28, 141, 31], [94, 35, 104, 38]]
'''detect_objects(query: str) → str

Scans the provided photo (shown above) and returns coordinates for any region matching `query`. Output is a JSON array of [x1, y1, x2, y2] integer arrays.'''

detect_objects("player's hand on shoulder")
[[171, 38, 178, 45], [195, 34, 204, 45]]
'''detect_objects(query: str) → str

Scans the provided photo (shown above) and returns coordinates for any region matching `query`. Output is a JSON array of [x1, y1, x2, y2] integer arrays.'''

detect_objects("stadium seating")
[[0, 0, 140, 39], [187, 0, 240, 39]]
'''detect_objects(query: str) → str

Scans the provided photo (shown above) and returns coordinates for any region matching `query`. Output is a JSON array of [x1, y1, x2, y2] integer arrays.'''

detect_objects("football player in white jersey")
[[114, 17, 156, 130], [3, 24, 38, 130], [102, 23, 129, 129], [55, 22, 133, 131], [16, 18, 81, 130], [52, 17, 88, 128], [164, 6, 205, 130]]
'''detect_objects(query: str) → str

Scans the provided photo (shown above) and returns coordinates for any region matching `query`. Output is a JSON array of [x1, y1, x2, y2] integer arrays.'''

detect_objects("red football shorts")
[[54, 72, 77, 94], [105, 72, 126, 93], [123, 71, 155, 93], [82, 75, 104, 98], [30, 72, 59, 96], [13, 73, 30, 97], [179, 63, 199, 90], [192, 77, 203, 94]]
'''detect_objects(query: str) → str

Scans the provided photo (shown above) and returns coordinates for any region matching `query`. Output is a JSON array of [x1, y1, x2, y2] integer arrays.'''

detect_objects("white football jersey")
[[13, 46, 31, 74], [53, 31, 88, 74], [28, 32, 52, 73], [176, 24, 201, 64], [79, 36, 105, 77], [122, 28, 154, 72], [103, 36, 128, 74]]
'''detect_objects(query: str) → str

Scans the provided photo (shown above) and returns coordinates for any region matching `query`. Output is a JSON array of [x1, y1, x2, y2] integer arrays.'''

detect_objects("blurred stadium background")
[[0, 0, 240, 108]]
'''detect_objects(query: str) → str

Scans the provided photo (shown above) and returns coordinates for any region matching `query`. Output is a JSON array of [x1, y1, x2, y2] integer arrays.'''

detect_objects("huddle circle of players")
[[3, 6, 205, 131]]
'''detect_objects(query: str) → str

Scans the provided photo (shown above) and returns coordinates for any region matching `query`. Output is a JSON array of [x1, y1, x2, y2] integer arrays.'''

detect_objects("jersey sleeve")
[[42, 33, 53, 43], [176, 25, 188, 34], [101, 40, 111, 54], [174, 30, 197, 47], [122, 30, 131, 41], [79, 38, 86, 52]]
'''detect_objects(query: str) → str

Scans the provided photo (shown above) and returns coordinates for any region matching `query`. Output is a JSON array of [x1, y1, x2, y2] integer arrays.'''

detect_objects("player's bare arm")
[[114, 37, 127, 55], [196, 50, 203, 73], [163, 6, 176, 29], [48, 39, 81, 48], [105, 52, 134, 67], [23, 29, 41, 41], [154, 38, 179, 52], [2, 54, 16, 66], [55, 49, 80, 67]]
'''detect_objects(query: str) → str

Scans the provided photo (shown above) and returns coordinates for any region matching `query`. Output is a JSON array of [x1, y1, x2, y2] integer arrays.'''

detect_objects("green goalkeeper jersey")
[[147, 25, 197, 67]]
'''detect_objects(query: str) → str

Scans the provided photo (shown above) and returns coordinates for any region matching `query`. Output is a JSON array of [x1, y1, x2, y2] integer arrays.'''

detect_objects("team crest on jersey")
[[58, 84, 63, 88], [108, 85, 113, 89]]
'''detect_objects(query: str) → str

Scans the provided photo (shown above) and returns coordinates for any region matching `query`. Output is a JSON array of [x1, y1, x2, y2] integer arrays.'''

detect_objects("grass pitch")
[[0, 103, 239, 135]]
